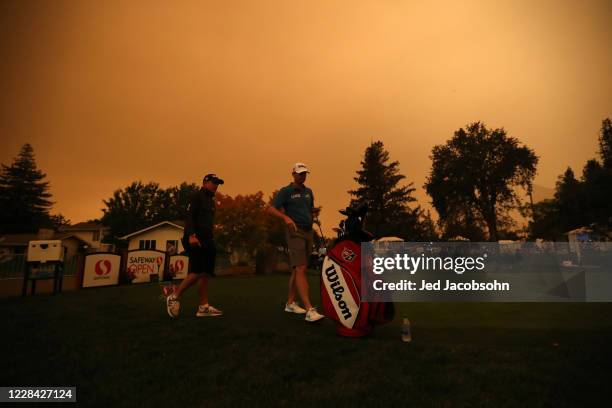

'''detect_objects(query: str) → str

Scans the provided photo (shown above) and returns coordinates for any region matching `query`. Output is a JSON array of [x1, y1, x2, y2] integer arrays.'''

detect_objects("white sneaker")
[[284, 302, 307, 314], [305, 307, 325, 322], [196, 304, 223, 317], [166, 294, 180, 318]]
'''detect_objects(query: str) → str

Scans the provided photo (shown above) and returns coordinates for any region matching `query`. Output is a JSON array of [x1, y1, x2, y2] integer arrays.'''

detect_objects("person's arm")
[[184, 192, 201, 247], [310, 190, 320, 219], [268, 190, 297, 232]]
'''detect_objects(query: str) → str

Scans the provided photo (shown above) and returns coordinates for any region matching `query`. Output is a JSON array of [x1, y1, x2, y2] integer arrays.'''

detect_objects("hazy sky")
[[1, 0, 611, 234]]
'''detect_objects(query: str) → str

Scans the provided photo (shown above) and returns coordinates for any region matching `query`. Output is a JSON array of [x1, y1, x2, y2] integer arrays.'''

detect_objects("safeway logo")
[[173, 259, 185, 273], [342, 247, 356, 262], [95, 260, 112, 276]]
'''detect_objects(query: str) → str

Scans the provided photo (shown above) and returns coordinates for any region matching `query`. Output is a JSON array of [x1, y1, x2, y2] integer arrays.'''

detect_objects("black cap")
[[203, 173, 224, 185]]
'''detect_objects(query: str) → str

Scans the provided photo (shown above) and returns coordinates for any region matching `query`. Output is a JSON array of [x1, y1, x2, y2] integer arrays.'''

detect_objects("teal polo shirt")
[[273, 183, 314, 230]]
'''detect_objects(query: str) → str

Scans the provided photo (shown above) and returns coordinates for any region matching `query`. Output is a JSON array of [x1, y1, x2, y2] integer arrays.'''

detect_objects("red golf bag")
[[320, 205, 394, 337]]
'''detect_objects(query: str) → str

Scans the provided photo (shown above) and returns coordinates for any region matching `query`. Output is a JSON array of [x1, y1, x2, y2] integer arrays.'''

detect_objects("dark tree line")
[[529, 118, 612, 240], [4, 119, 610, 244], [101, 181, 200, 240]]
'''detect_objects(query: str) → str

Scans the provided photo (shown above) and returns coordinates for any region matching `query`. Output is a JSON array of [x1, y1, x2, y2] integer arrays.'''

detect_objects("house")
[[118, 221, 186, 254], [58, 221, 111, 251], [0, 229, 90, 265], [565, 227, 599, 254]]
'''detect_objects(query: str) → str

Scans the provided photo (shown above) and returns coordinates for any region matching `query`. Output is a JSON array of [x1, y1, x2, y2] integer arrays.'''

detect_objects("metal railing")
[[0, 254, 80, 279]]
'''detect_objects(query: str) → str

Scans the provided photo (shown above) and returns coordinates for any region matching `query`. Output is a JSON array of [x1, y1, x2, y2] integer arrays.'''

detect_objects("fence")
[[0, 254, 26, 279], [0, 254, 80, 279]]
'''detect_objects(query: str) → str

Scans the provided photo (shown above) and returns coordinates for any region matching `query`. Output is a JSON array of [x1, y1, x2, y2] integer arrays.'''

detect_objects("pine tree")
[[348, 141, 423, 239], [598, 118, 612, 169], [0, 144, 54, 233]]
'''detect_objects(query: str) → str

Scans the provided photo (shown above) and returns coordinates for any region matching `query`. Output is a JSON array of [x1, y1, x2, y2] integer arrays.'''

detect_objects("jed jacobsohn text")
[[373, 279, 510, 292], [372, 254, 487, 275], [370, 253, 510, 295]]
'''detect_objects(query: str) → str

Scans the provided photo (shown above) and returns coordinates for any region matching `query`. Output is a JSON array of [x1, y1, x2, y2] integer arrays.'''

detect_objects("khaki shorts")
[[285, 228, 314, 268]]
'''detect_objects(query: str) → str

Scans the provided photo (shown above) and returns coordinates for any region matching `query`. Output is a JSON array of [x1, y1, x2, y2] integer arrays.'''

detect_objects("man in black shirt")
[[166, 174, 224, 318]]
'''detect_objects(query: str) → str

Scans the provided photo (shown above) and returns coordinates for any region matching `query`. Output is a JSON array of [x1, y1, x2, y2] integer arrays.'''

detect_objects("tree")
[[581, 118, 612, 231], [528, 199, 563, 240], [425, 122, 538, 241], [101, 181, 201, 240], [101, 181, 163, 239], [349, 141, 428, 239], [526, 118, 612, 239], [555, 167, 586, 231], [0, 144, 54, 233], [214, 192, 268, 261], [155, 182, 200, 222], [598, 118, 612, 169], [581, 159, 611, 231], [49, 214, 71, 230]]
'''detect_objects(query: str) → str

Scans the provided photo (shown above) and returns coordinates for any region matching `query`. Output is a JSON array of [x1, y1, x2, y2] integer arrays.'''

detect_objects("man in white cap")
[[267, 163, 325, 322]]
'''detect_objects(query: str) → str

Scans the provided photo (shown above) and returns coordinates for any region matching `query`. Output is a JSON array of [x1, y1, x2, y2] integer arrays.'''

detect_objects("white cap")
[[292, 162, 310, 174]]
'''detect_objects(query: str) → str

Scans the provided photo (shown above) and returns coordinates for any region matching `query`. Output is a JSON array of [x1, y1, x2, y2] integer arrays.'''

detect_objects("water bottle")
[[401, 317, 412, 343]]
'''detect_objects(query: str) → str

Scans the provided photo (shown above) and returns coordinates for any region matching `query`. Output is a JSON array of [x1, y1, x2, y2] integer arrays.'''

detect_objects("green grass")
[[1, 272, 612, 407]]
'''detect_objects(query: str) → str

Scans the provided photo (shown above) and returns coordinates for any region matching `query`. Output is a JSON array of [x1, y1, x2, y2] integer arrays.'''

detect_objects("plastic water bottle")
[[401, 317, 412, 343]]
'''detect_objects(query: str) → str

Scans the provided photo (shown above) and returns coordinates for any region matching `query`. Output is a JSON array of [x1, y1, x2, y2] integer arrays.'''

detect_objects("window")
[[139, 240, 157, 250], [92, 230, 100, 241], [166, 240, 178, 254]]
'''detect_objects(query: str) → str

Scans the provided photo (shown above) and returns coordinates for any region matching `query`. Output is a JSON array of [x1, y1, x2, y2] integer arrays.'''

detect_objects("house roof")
[[0, 233, 39, 246], [118, 221, 184, 240], [59, 221, 107, 232], [565, 227, 593, 235], [55, 233, 91, 245], [0, 233, 90, 247]]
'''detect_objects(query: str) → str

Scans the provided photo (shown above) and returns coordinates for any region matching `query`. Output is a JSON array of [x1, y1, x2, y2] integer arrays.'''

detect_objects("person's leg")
[[295, 229, 315, 309], [286, 229, 307, 307], [195, 241, 222, 316], [293, 264, 312, 310], [174, 246, 204, 298], [167, 271, 200, 318], [174, 272, 200, 298], [287, 269, 297, 304], [197, 274, 209, 306]]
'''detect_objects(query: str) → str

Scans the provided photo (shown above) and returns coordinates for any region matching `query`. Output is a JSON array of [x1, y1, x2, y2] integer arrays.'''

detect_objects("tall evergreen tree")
[[348, 141, 425, 239], [598, 118, 612, 169], [554, 167, 586, 232], [0, 144, 53, 233]]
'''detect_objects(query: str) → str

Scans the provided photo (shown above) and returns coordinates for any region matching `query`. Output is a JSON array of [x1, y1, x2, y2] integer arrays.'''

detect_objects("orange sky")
[[1, 0, 611, 234]]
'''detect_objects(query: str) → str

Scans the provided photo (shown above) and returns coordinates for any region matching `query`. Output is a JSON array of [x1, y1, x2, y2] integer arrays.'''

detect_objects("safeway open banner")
[[126, 250, 166, 283], [168, 255, 189, 280], [83, 253, 121, 288]]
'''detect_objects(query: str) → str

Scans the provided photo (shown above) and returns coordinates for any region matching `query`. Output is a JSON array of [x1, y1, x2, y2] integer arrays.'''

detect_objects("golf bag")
[[320, 205, 395, 337]]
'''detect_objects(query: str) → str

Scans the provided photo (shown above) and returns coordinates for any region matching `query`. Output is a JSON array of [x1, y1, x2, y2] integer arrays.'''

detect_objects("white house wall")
[[67, 229, 109, 249], [127, 225, 185, 253]]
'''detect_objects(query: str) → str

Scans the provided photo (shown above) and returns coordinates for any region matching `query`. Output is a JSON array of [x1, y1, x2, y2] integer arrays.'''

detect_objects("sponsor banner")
[[362, 241, 612, 302], [168, 255, 189, 280], [321, 257, 360, 328], [83, 253, 121, 288], [126, 250, 166, 283]]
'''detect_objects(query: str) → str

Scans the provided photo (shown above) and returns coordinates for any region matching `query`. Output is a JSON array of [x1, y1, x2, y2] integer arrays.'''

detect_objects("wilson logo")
[[322, 257, 360, 328]]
